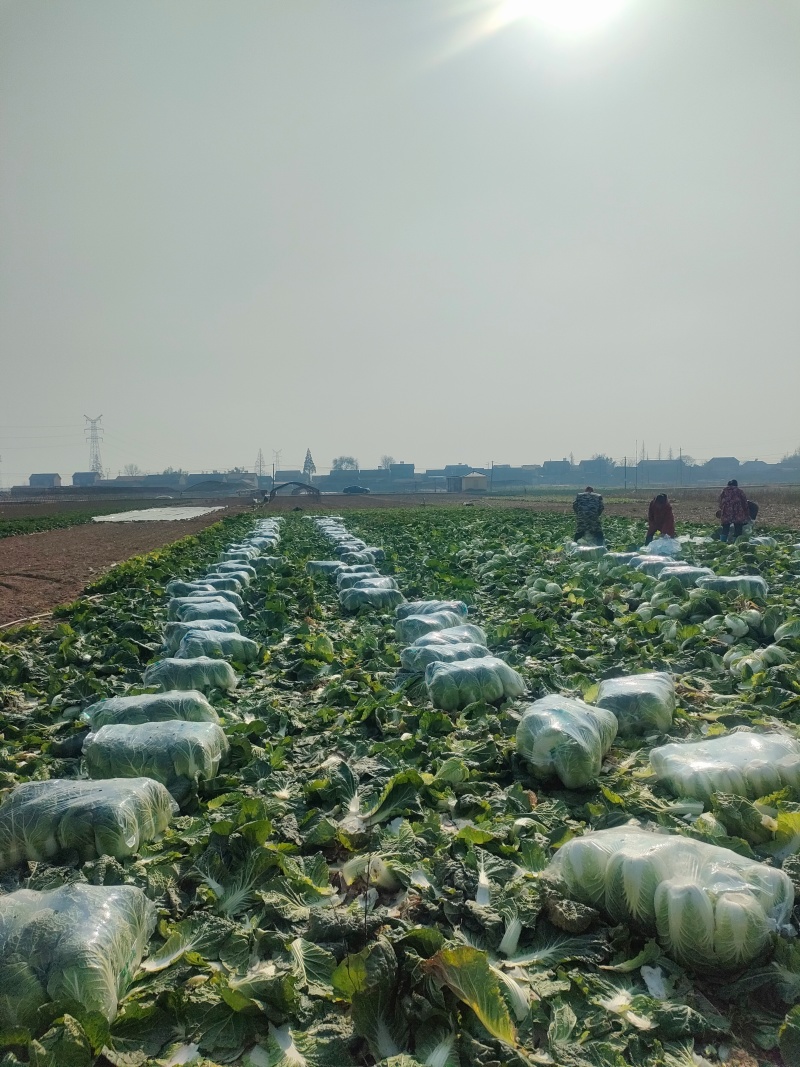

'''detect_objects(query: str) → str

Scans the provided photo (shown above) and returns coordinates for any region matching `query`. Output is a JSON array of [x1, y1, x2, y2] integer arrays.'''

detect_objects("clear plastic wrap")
[[516, 694, 617, 788], [0, 883, 157, 1026], [337, 575, 399, 592], [142, 656, 239, 693], [657, 564, 715, 587], [162, 619, 240, 654], [220, 547, 259, 561], [696, 575, 769, 598], [644, 536, 682, 557], [396, 610, 465, 645], [173, 599, 244, 625], [82, 690, 219, 728], [342, 550, 380, 565], [83, 721, 229, 801], [167, 576, 244, 596], [568, 544, 607, 560], [400, 640, 489, 673], [175, 629, 260, 664], [306, 560, 345, 576], [334, 540, 367, 555], [634, 555, 675, 577], [212, 561, 257, 579], [548, 825, 794, 970], [749, 536, 777, 547], [0, 778, 177, 867], [336, 567, 382, 590], [601, 552, 641, 567], [425, 656, 526, 712], [339, 586, 405, 612], [413, 623, 488, 648], [649, 730, 800, 801], [396, 600, 469, 620], [171, 587, 244, 610], [595, 672, 675, 738]]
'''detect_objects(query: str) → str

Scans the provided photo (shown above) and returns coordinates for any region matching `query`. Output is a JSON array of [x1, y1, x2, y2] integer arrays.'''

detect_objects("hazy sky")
[[1, 0, 798, 482]]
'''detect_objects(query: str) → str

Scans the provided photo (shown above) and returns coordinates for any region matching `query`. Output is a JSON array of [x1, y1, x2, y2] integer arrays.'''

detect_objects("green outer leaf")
[[423, 945, 516, 1046]]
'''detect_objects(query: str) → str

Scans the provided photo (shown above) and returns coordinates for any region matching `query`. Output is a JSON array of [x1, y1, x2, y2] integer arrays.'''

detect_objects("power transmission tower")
[[272, 449, 282, 482], [84, 415, 104, 474], [255, 449, 266, 478]]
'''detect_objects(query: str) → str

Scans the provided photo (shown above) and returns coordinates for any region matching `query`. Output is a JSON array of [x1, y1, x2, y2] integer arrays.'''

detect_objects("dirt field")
[[0, 508, 245, 627]]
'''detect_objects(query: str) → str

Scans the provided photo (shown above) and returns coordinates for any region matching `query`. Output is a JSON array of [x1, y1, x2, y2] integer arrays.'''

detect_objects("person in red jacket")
[[718, 479, 750, 542], [645, 494, 675, 545]]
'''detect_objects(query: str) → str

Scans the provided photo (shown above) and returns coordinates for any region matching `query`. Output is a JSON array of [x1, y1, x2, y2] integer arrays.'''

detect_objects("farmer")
[[645, 493, 675, 545], [718, 479, 750, 542], [573, 486, 605, 545]]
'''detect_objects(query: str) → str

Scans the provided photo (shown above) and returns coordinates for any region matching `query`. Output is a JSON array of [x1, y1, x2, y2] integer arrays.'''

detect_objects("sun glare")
[[498, 0, 629, 35]]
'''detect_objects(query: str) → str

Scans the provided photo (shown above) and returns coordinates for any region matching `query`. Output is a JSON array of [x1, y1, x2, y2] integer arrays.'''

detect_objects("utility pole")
[[84, 415, 104, 475], [490, 460, 494, 492], [624, 456, 627, 490]]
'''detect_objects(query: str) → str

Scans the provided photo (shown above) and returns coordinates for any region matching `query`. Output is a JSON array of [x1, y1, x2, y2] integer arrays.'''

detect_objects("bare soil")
[[0, 508, 245, 627]]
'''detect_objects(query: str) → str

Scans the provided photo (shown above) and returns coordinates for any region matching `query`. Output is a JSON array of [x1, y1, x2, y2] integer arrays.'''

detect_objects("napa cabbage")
[[594, 672, 674, 738], [516, 694, 617, 789], [425, 657, 526, 712]]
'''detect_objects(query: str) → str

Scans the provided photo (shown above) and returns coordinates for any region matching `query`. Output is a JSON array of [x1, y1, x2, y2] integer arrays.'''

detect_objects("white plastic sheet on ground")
[[93, 507, 224, 522], [548, 825, 794, 970], [650, 729, 800, 800]]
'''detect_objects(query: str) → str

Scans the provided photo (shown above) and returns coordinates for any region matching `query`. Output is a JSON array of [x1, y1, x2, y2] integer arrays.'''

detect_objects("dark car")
[[342, 485, 371, 495]]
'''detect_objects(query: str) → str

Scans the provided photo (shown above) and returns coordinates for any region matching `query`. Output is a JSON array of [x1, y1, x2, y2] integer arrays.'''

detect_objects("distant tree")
[[122, 464, 141, 477], [303, 449, 317, 479], [379, 455, 396, 470], [332, 456, 359, 471], [569, 452, 575, 466], [680, 455, 696, 467]]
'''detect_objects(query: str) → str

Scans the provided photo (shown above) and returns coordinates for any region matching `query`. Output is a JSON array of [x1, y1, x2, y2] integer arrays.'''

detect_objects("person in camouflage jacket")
[[573, 486, 605, 545]]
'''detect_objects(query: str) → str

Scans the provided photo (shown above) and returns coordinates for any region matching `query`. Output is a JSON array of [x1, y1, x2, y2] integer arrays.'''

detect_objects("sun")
[[497, 0, 629, 35]]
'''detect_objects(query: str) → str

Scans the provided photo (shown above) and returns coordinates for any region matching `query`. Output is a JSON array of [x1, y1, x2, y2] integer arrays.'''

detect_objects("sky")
[[1, 0, 799, 483]]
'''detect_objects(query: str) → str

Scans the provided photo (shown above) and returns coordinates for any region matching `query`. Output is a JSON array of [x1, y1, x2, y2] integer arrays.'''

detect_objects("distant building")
[[541, 460, 573, 482], [703, 457, 740, 482], [29, 473, 61, 488], [462, 471, 488, 492], [72, 471, 100, 487]]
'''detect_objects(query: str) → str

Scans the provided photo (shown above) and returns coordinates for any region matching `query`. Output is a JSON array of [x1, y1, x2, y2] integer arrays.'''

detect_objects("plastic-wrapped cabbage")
[[176, 629, 260, 663], [220, 547, 258, 561], [658, 565, 715, 587], [342, 550, 380, 565], [83, 721, 229, 801], [306, 560, 345, 575], [334, 540, 367, 555], [401, 641, 489, 673], [396, 610, 465, 644], [212, 561, 257, 579], [569, 544, 607, 559], [339, 586, 405, 612], [413, 623, 488, 648], [644, 536, 681, 557], [165, 581, 220, 598], [163, 618, 240, 654], [696, 575, 769, 598], [749, 535, 777, 547], [173, 587, 244, 610], [174, 599, 244, 625], [0, 883, 156, 1026], [81, 690, 219, 728], [516, 695, 617, 788], [548, 826, 794, 970], [634, 555, 675, 577], [336, 569, 382, 590], [142, 656, 239, 693], [650, 730, 800, 801], [425, 656, 526, 712], [337, 575, 399, 592], [601, 552, 640, 567], [396, 600, 468, 620], [595, 672, 675, 738], [0, 778, 176, 867]]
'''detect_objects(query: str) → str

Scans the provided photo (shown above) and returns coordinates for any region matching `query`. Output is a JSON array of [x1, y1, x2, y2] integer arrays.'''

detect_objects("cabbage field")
[[1, 507, 800, 1067]]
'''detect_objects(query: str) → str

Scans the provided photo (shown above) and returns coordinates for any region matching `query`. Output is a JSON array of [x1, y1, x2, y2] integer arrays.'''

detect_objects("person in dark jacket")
[[573, 486, 605, 545], [718, 479, 750, 542], [645, 494, 675, 545]]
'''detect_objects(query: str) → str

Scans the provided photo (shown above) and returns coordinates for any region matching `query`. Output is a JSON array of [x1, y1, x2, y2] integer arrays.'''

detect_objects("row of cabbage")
[[328, 518, 800, 978], [0, 518, 281, 1030], [307, 517, 528, 712]]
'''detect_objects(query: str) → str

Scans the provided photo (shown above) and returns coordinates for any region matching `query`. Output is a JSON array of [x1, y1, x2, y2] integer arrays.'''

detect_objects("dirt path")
[[0, 511, 242, 626]]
